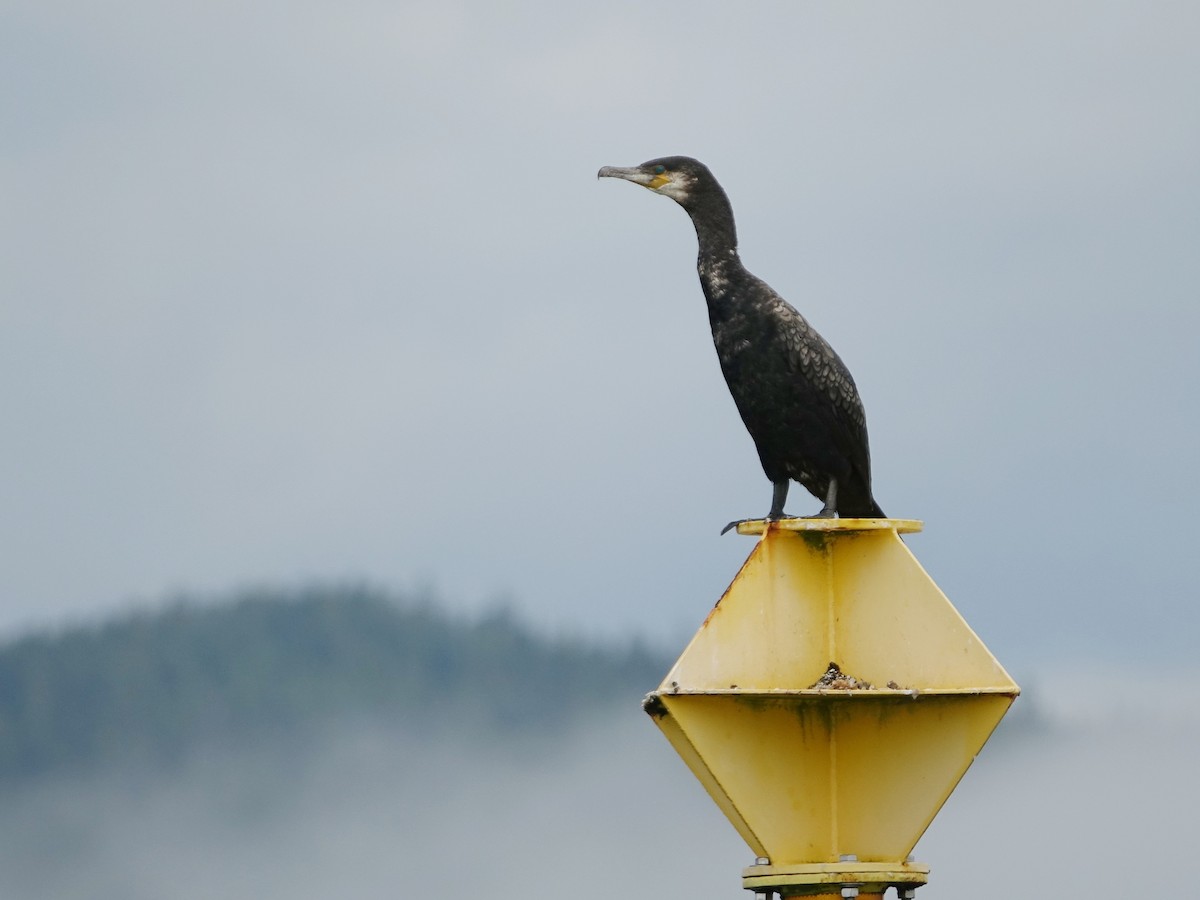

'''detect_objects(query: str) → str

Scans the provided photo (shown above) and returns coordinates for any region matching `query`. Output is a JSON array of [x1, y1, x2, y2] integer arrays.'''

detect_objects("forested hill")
[[0, 587, 666, 784]]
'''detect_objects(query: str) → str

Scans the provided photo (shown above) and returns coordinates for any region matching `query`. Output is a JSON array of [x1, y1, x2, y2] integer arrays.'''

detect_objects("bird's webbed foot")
[[720, 509, 792, 536], [721, 480, 796, 535], [802, 478, 838, 519]]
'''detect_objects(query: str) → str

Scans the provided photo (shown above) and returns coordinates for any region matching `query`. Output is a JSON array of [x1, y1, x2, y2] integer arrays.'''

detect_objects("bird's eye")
[[653, 165, 666, 175]]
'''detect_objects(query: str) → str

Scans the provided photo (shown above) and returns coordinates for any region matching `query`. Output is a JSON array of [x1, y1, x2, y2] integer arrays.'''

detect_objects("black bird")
[[598, 156, 885, 531]]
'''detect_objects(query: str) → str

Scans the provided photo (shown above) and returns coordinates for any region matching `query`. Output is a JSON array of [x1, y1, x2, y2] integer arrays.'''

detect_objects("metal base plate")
[[733, 518, 924, 536], [742, 860, 930, 895]]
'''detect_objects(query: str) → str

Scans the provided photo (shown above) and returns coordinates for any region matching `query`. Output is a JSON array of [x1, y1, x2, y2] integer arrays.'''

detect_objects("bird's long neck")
[[687, 192, 744, 318], [688, 188, 738, 261]]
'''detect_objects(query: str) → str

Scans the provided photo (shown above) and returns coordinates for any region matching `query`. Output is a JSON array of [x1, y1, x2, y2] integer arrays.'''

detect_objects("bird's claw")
[[721, 512, 794, 536]]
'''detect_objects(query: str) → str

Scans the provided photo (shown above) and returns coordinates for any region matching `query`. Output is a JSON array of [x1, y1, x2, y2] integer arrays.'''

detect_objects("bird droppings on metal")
[[810, 661, 874, 690], [805, 662, 913, 692]]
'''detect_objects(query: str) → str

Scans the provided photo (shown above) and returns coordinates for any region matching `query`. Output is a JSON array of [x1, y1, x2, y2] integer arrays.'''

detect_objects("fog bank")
[[2, 677, 1195, 900]]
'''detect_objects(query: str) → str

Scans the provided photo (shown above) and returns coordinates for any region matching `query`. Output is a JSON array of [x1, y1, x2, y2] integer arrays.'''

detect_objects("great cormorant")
[[598, 156, 885, 531]]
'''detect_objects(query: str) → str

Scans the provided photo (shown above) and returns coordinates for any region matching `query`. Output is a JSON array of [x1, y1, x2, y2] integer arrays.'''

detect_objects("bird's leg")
[[809, 477, 838, 518], [721, 480, 792, 535], [768, 480, 789, 519]]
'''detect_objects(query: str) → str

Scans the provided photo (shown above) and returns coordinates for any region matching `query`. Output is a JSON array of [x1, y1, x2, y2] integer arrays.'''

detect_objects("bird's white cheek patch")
[[657, 180, 691, 204]]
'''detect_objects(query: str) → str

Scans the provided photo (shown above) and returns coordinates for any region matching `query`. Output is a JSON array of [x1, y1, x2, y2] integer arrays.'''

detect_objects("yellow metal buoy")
[[644, 519, 1018, 897]]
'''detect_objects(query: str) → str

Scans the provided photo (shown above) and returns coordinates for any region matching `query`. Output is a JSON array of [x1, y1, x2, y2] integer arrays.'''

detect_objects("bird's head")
[[597, 156, 717, 209]]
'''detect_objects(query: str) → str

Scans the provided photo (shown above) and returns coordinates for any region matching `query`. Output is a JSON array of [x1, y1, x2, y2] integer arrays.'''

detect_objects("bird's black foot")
[[807, 480, 838, 519], [720, 511, 792, 536], [722, 482, 799, 534]]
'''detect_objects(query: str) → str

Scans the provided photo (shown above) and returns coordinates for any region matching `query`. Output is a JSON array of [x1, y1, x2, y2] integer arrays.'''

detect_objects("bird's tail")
[[841, 499, 886, 518], [838, 481, 886, 519]]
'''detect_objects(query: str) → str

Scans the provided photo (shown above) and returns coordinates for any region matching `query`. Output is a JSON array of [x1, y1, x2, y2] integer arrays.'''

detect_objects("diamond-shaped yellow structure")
[[644, 519, 1018, 896]]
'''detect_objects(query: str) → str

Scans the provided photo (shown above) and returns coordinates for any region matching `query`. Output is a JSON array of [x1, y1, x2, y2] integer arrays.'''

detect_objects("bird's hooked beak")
[[597, 165, 672, 192]]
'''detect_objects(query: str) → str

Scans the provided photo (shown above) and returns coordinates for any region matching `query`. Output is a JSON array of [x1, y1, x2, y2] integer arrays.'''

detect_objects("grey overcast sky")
[[3, 1, 1198, 667]]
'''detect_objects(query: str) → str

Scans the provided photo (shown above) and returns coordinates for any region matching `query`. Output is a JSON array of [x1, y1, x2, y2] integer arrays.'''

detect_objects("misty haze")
[[0, 591, 1194, 900]]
